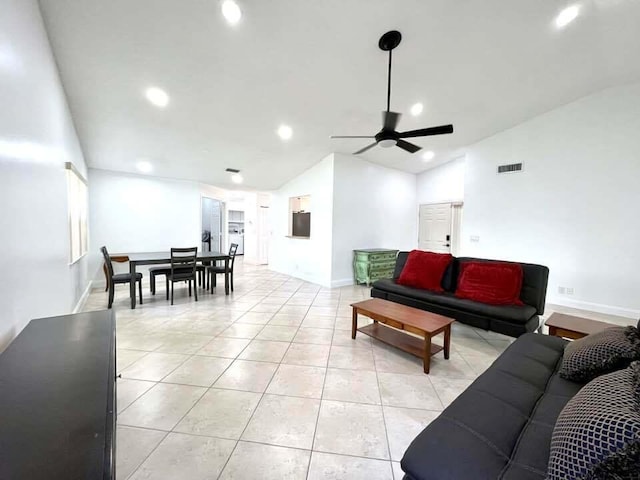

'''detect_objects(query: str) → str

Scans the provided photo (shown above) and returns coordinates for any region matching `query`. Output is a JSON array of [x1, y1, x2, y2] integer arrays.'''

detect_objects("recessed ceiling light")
[[145, 87, 169, 108], [222, 0, 242, 25], [410, 103, 424, 116], [136, 160, 153, 173], [231, 173, 243, 184], [277, 124, 293, 140], [422, 151, 435, 161], [555, 4, 580, 28]]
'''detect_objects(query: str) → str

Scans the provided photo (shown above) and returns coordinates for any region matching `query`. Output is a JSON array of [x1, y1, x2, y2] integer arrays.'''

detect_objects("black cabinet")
[[0, 310, 116, 480]]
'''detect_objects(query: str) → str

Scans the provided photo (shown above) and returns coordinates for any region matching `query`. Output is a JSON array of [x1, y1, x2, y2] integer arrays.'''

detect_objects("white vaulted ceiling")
[[38, 0, 640, 189]]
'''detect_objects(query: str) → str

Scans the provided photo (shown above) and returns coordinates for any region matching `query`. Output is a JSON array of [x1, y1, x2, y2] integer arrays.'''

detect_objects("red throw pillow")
[[455, 261, 524, 305], [397, 250, 453, 292]]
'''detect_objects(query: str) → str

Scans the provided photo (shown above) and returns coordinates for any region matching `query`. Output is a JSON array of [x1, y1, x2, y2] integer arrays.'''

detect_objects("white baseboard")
[[546, 296, 640, 319], [73, 280, 93, 314], [268, 266, 332, 288], [330, 278, 355, 288]]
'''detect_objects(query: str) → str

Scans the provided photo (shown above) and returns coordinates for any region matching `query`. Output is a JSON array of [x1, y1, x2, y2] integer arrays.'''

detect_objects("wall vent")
[[497, 162, 523, 174]]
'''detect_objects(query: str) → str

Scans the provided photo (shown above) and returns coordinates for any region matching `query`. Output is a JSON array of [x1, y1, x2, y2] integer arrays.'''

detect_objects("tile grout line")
[[370, 309, 395, 473], [211, 281, 316, 479], [304, 286, 336, 479]]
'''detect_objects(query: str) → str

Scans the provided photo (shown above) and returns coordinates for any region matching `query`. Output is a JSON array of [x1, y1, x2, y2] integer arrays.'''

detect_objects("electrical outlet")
[[558, 286, 574, 295], [470, 235, 480, 243]]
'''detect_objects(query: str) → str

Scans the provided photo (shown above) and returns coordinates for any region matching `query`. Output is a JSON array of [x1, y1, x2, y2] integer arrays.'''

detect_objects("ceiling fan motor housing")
[[375, 131, 398, 148]]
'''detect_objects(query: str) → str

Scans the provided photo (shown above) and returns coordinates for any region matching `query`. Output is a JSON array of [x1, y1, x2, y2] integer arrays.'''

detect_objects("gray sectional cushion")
[[547, 362, 640, 480], [559, 326, 640, 382], [372, 278, 536, 324], [401, 334, 579, 480]]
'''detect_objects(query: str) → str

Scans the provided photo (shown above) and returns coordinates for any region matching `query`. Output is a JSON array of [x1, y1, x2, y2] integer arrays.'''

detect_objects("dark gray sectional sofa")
[[371, 252, 549, 337], [401, 333, 581, 480]]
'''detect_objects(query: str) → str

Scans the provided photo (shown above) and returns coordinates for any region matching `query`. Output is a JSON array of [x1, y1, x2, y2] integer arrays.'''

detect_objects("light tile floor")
[[81, 259, 627, 479]]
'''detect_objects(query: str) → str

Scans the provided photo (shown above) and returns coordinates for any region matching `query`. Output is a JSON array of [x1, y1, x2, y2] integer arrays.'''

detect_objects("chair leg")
[[150, 273, 155, 294], [194, 277, 198, 301], [166, 277, 169, 301], [107, 282, 114, 309], [138, 279, 143, 304], [231, 270, 234, 292], [188, 280, 192, 297], [171, 282, 174, 305]]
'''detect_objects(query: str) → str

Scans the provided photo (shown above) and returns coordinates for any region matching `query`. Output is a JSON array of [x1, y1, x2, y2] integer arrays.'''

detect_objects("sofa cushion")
[[372, 279, 537, 324], [455, 261, 524, 306], [457, 257, 549, 315], [397, 250, 452, 292], [547, 362, 640, 480], [559, 326, 640, 382], [401, 334, 573, 480], [393, 252, 457, 292]]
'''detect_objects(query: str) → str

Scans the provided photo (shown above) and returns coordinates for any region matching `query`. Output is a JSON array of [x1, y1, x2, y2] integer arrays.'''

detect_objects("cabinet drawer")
[[369, 269, 394, 281], [369, 260, 397, 270], [369, 252, 398, 262]]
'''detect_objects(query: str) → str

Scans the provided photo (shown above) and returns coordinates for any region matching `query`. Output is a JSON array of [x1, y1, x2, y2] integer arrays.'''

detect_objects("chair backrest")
[[171, 247, 198, 276], [228, 243, 239, 270], [101, 246, 114, 279]]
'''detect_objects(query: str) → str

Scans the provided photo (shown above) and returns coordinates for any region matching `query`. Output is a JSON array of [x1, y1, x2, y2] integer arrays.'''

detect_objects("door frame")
[[200, 195, 226, 253]]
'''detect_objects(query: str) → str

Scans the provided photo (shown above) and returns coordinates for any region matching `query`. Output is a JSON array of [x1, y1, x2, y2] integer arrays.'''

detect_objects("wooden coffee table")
[[351, 298, 454, 374], [545, 313, 616, 340]]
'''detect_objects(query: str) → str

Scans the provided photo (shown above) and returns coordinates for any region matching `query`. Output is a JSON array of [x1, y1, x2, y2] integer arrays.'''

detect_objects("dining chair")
[[149, 265, 171, 295], [207, 243, 238, 293], [101, 246, 143, 309], [196, 262, 209, 289], [166, 247, 198, 305]]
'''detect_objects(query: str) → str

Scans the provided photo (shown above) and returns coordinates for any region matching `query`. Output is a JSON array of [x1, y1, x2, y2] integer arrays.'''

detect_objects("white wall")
[[461, 83, 640, 317], [269, 154, 335, 286], [331, 154, 417, 287], [0, 0, 90, 349], [90, 169, 202, 253], [89, 169, 229, 284], [416, 156, 466, 205]]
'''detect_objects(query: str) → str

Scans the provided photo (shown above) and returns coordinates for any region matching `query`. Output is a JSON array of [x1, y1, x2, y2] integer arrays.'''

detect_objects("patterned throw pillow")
[[547, 362, 640, 480], [559, 326, 640, 382]]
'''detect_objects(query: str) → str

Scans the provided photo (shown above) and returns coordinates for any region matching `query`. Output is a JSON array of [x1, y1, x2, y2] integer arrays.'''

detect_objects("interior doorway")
[[418, 203, 463, 255], [258, 205, 270, 265], [201, 197, 224, 253]]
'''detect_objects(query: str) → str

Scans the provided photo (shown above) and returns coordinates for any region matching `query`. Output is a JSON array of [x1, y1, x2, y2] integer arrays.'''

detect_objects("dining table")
[[125, 251, 231, 309]]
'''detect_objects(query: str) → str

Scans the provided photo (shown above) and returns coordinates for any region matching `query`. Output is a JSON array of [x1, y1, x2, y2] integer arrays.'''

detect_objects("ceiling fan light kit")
[[331, 30, 454, 155]]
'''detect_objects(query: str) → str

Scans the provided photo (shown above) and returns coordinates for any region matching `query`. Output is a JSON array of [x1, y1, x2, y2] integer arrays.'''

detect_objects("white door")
[[258, 206, 270, 265], [418, 203, 452, 253]]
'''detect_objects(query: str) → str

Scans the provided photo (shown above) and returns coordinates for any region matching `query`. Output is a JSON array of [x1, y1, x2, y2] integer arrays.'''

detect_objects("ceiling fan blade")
[[330, 135, 375, 139], [398, 124, 454, 138], [396, 140, 421, 154], [353, 142, 378, 155], [382, 111, 401, 131]]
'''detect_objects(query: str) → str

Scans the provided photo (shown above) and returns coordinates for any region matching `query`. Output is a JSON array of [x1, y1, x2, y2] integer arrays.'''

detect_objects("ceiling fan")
[[331, 30, 454, 155]]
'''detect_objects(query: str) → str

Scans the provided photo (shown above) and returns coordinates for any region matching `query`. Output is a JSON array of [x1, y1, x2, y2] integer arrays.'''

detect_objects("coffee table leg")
[[548, 326, 558, 337], [351, 308, 357, 339], [444, 326, 451, 360], [423, 335, 432, 374]]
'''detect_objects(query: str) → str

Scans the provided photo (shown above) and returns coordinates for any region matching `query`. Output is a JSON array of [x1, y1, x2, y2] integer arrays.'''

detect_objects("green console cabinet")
[[353, 249, 399, 286]]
